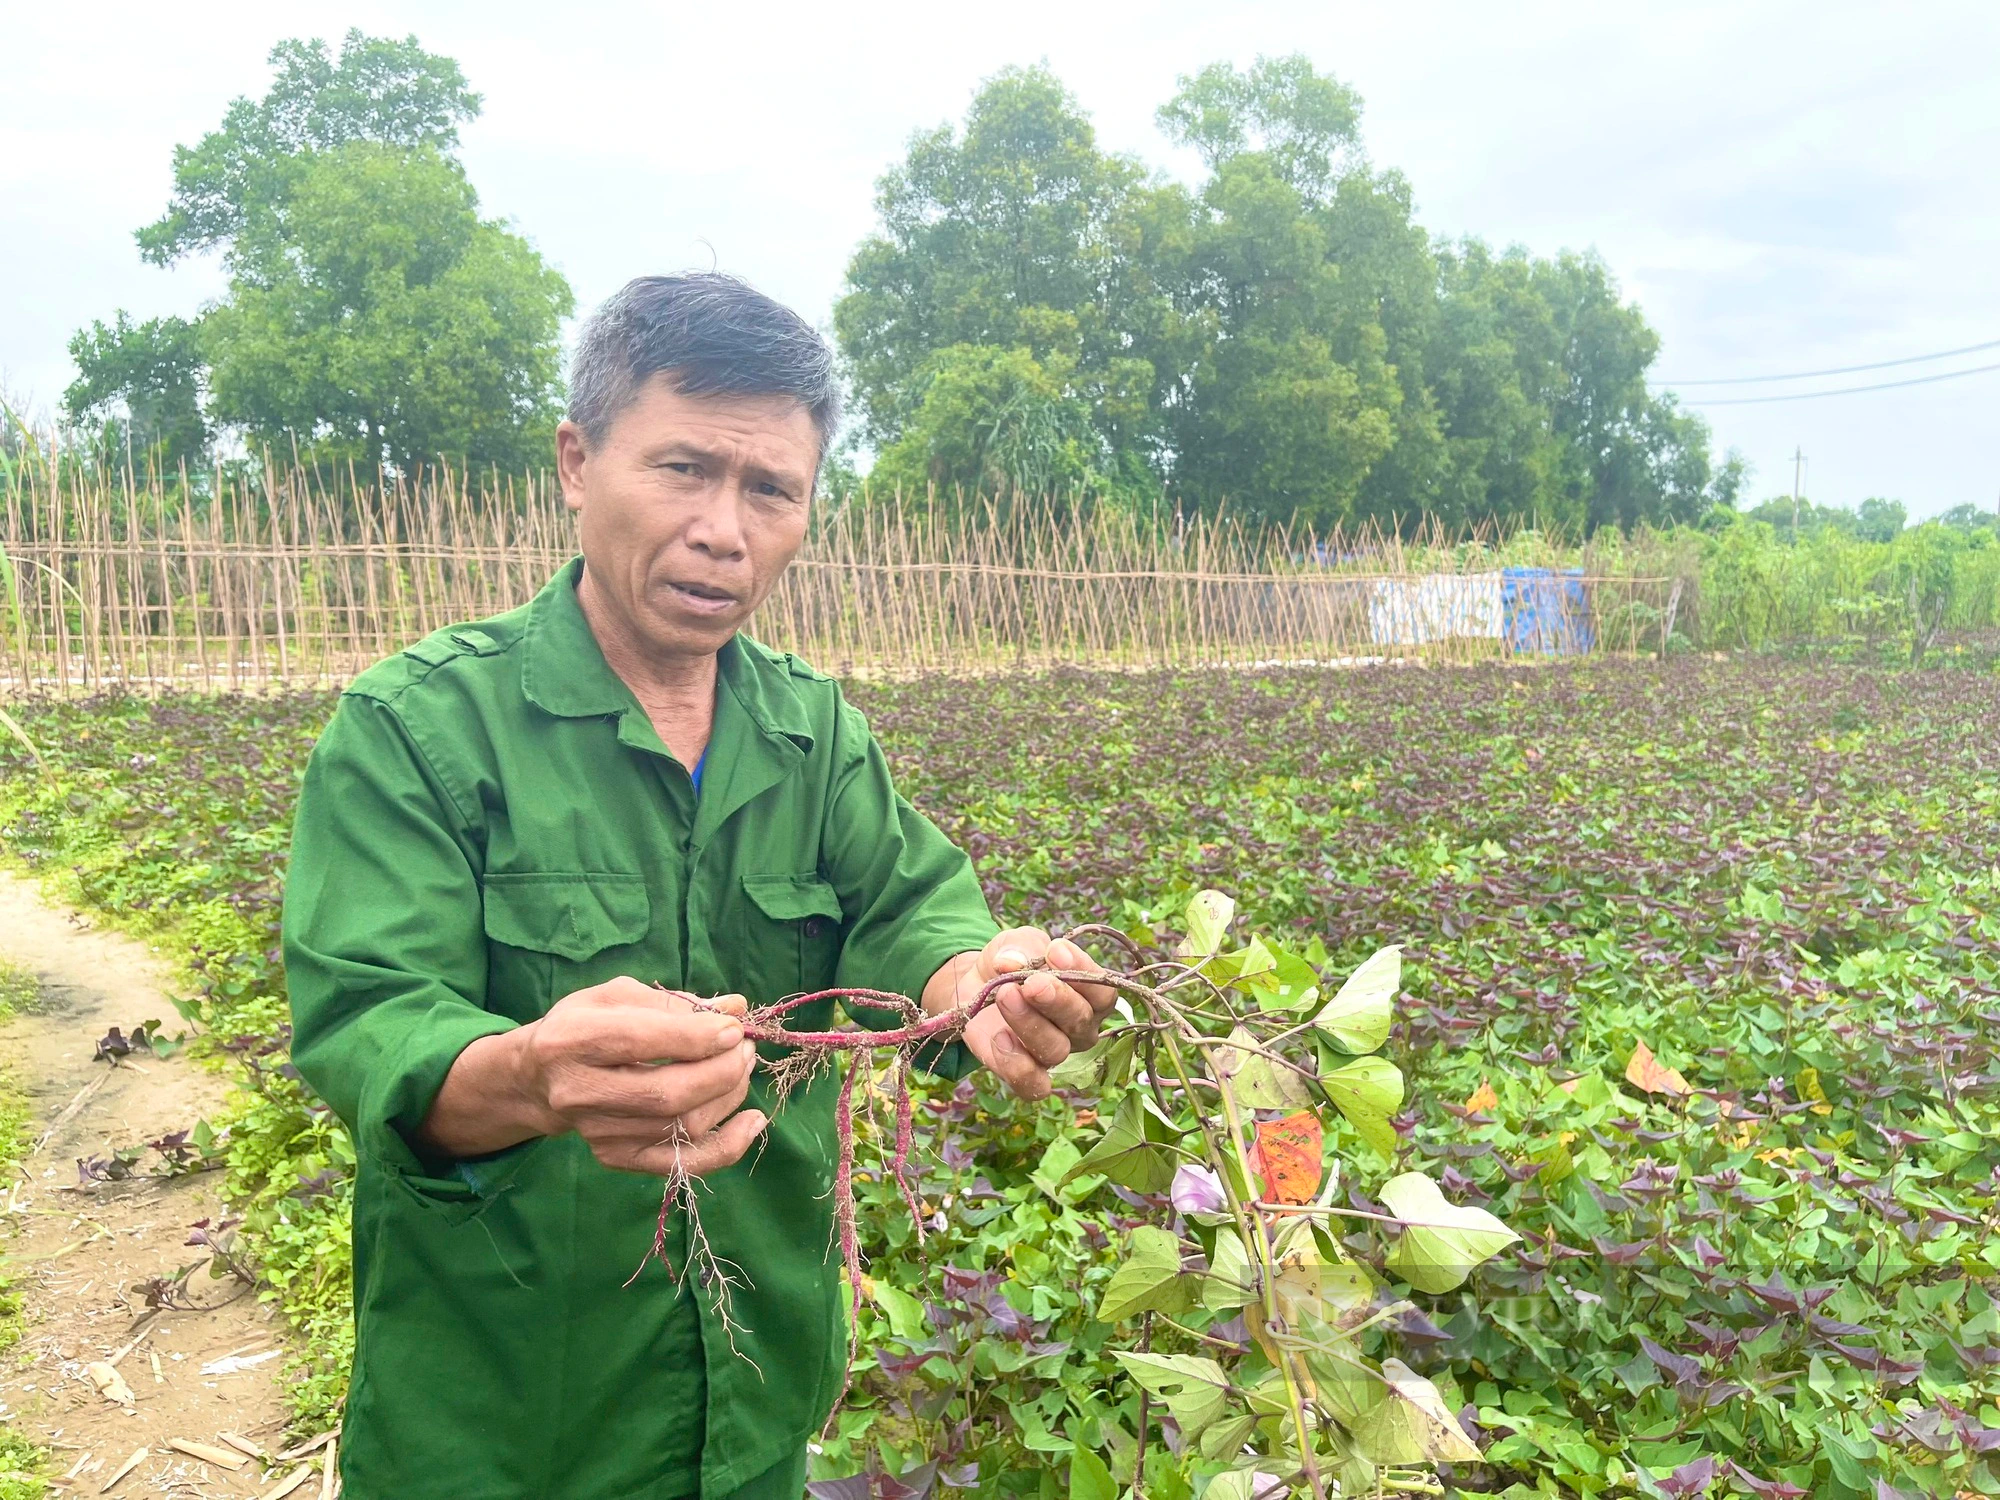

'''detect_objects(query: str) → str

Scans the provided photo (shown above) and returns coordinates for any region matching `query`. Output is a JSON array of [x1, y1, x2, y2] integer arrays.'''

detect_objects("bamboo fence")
[[0, 460, 1681, 695]]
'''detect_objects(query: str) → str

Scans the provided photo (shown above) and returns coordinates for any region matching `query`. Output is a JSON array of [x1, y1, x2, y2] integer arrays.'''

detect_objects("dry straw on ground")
[[1, 460, 1679, 693]]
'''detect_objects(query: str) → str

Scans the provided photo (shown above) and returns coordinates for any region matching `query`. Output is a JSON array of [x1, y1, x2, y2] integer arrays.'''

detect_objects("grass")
[[0, 959, 47, 1500]]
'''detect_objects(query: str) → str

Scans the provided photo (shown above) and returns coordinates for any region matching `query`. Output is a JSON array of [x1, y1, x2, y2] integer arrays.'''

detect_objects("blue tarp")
[[1502, 567, 1595, 655]]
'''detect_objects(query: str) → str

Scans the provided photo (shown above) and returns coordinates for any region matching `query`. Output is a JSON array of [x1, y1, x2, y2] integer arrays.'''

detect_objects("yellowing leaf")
[[1624, 1039, 1690, 1097], [1178, 890, 1235, 960], [1346, 1358, 1482, 1464], [1380, 1171, 1520, 1294], [1796, 1065, 1834, 1116], [1268, 1229, 1361, 1333], [1216, 1026, 1315, 1110], [1311, 945, 1401, 1053], [1463, 1079, 1499, 1113]]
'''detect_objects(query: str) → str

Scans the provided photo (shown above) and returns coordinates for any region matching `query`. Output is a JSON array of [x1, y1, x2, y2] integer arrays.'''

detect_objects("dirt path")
[[0, 870, 314, 1496]]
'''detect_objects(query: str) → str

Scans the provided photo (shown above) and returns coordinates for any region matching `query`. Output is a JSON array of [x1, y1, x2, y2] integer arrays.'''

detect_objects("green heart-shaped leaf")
[[1200, 1468, 1285, 1500], [1113, 1351, 1232, 1438], [1312, 945, 1401, 1054], [1064, 1091, 1182, 1193], [1096, 1224, 1198, 1322], [1068, 1442, 1116, 1500], [1320, 1054, 1404, 1156], [1196, 1413, 1260, 1462], [1251, 937, 1323, 1012], [1380, 1171, 1520, 1294], [1201, 1227, 1256, 1312]]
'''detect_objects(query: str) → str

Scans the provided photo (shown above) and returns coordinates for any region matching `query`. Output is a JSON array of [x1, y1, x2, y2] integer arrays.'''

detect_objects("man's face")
[[556, 375, 819, 661]]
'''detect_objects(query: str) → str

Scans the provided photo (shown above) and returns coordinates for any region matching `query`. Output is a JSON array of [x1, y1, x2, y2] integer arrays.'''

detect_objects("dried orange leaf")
[[1624, 1039, 1689, 1097], [1250, 1111, 1324, 1204]]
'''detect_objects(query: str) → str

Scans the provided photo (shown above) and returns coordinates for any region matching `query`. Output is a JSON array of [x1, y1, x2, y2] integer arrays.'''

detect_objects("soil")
[[0, 870, 325, 1497]]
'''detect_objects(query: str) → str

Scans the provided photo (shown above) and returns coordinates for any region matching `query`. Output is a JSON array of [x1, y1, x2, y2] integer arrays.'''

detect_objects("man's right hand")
[[419, 977, 767, 1176]]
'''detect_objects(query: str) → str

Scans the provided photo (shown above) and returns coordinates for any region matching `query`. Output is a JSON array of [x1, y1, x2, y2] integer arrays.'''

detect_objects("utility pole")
[[1791, 446, 1805, 542]]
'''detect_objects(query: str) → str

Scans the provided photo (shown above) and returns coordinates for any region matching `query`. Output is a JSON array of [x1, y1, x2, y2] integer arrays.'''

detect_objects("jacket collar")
[[521, 558, 815, 756]]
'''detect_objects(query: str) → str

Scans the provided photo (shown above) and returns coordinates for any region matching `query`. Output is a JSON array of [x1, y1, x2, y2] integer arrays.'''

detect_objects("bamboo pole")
[[1, 462, 1678, 694]]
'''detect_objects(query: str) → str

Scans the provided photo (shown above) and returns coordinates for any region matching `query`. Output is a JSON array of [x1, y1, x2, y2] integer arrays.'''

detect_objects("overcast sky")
[[6, 0, 1997, 516]]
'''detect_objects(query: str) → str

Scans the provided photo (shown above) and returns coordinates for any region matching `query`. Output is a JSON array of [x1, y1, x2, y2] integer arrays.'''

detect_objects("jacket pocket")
[[483, 871, 650, 960], [739, 872, 843, 1002], [481, 871, 651, 1020]]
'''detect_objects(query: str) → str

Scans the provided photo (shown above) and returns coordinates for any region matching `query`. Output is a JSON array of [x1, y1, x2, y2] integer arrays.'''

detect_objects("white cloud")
[[4, 0, 1996, 514]]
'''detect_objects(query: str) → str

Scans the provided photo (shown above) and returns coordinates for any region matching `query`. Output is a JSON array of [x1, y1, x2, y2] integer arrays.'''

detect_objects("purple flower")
[[1171, 1164, 1227, 1216]]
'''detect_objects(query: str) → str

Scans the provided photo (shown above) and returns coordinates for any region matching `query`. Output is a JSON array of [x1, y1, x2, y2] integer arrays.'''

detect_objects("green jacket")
[[284, 560, 999, 1498]]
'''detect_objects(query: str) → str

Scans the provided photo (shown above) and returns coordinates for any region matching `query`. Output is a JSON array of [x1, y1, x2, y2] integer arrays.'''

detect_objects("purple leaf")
[[1639, 1335, 1702, 1386], [1656, 1455, 1718, 1496], [1726, 1462, 1808, 1499]]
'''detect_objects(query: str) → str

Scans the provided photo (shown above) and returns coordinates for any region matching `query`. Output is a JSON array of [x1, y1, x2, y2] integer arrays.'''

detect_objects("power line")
[[1678, 360, 2000, 406], [1654, 337, 2000, 386]]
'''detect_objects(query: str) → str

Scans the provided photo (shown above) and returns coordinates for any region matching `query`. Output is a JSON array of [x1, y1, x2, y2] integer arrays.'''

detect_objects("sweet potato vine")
[[647, 893, 1519, 1497]]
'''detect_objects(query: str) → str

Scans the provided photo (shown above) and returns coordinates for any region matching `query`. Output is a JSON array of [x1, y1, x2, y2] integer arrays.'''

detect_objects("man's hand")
[[420, 977, 766, 1176], [930, 929, 1119, 1100]]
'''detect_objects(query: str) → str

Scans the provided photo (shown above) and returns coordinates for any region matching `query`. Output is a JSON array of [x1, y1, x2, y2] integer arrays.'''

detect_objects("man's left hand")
[[944, 929, 1118, 1100]]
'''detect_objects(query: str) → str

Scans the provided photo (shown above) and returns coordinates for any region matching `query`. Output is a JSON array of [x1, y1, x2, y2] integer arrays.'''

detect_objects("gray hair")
[[566, 273, 842, 459]]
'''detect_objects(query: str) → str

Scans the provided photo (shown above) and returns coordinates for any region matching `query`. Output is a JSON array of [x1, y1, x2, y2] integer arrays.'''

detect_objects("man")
[[284, 274, 1114, 1499]]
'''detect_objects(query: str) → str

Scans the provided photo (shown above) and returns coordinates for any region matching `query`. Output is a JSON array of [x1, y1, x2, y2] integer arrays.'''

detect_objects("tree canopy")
[[64, 313, 210, 472], [836, 58, 1735, 531], [55, 40, 1811, 532], [64, 30, 570, 480]]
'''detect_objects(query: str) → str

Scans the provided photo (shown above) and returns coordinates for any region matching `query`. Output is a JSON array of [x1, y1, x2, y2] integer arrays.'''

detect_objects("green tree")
[[835, 66, 1172, 486], [137, 30, 481, 267], [1854, 496, 1907, 543], [1936, 502, 1999, 532], [200, 142, 571, 475], [867, 344, 1114, 506], [1742, 494, 1852, 539], [70, 30, 570, 482], [63, 313, 211, 474], [1155, 53, 1363, 206], [1144, 65, 1401, 526], [836, 55, 1726, 533], [1421, 243, 1571, 526]]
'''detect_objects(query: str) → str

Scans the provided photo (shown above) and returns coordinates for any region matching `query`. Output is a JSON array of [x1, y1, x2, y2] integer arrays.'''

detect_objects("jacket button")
[[803, 916, 830, 939]]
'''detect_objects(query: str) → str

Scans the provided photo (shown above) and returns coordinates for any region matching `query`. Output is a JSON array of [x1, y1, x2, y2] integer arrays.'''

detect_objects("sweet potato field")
[[2, 657, 1998, 1499]]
